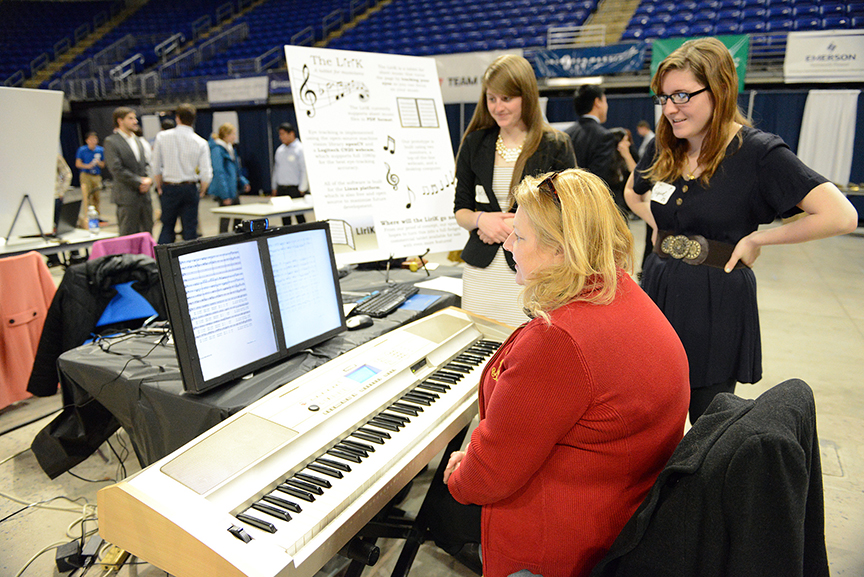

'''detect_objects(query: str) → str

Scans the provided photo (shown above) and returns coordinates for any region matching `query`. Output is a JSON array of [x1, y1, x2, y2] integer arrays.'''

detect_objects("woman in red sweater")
[[444, 169, 690, 577]]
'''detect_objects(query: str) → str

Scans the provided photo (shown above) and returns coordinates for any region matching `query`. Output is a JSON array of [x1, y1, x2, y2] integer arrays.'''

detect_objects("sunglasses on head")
[[538, 171, 562, 204]]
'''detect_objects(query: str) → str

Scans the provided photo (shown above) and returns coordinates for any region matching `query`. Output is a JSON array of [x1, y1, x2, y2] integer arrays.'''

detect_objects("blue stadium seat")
[[643, 25, 667, 37], [718, 0, 743, 8], [742, 7, 767, 18], [794, 15, 822, 28], [621, 27, 645, 40], [767, 5, 793, 17], [671, 11, 695, 24], [689, 22, 715, 34], [715, 20, 742, 32], [660, 24, 688, 36], [717, 8, 742, 19], [822, 15, 850, 27], [766, 16, 794, 29], [648, 13, 673, 25], [792, 4, 820, 16], [849, 1, 864, 16], [820, 2, 846, 15], [630, 14, 651, 26], [634, 4, 658, 15], [741, 19, 767, 31], [853, 15, 864, 26], [694, 9, 718, 21], [742, 0, 767, 6]]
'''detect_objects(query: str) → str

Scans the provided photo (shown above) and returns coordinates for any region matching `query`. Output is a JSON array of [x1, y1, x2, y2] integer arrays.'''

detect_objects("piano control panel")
[[97, 308, 513, 577]]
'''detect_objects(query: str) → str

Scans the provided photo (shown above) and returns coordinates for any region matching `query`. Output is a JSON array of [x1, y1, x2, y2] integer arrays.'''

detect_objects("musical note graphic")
[[299, 64, 318, 118], [383, 135, 396, 154], [406, 186, 416, 209], [384, 163, 400, 191], [419, 171, 456, 197], [293, 65, 370, 118]]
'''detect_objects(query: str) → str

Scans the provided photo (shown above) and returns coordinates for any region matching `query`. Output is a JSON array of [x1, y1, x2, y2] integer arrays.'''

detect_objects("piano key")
[[378, 412, 409, 424], [236, 513, 276, 533], [334, 443, 368, 458], [316, 457, 351, 472], [417, 382, 448, 393], [389, 403, 420, 416], [410, 388, 439, 400], [444, 362, 472, 373], [351, 430, 386, 444], [427, 374, 458, 384], [341, 438, 375, 453], [262, 494, 303, 512], [402, 393, 432, 406], [357, 426, 390, 439], [295, 472, 333, 489], [326, 448, 363, 463], [286, 478, 325, 495], [307, 462, 344, 478], [368, 418, 400, 432], [423, 377, 452, 388], [277, 483, 316, 502], [251, 502, 292, 522], [434, 370, 463, 380]]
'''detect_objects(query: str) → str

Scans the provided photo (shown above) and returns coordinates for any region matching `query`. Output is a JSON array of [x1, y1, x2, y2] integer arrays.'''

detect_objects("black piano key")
[[481, 340, 503, 347], [335, 443, 368, 458], [295, 471, 332, 489], [277, 483, 316, 502], [327, 448, 363, 463], [393, 401, 422, 413], [377, 411, 409, 424], [456, 353, 483, 364], [428, 374, 458, 383], [410, 388, 439, 400], [237, 513, 277, 533], [341, 438, 375, 452], [417, 383, 448, 393], [351, 430, 386, 444], [423, 378, 452, 389], [316, 457, 351, 472], [445, 363, 472, 373], [402, 393, 432, 405], [262, 494, 303, 512], [307, 462, 344, 478], [368, 418, 400, 432], [251, 502, 292, 522], [228, 525, 252, 543], [286, 478, 325, 495], [357, 426, 390, 439], [387, 405, 419, 417], [435, 370, 463, 380]]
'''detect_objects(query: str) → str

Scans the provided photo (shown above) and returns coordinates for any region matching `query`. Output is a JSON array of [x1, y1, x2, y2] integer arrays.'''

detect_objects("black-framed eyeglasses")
[[538, 171, 562, 204], [652, 87, 709, 106]]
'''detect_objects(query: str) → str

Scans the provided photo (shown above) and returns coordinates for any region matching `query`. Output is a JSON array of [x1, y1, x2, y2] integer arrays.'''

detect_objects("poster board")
[[284, 46, 467, 265], [0, 87, 65, 241]]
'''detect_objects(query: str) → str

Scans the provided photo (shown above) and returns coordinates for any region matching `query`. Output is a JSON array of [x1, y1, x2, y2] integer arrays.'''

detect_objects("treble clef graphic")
[[384, 163, 399, 191], [299, 64, 317, 117]]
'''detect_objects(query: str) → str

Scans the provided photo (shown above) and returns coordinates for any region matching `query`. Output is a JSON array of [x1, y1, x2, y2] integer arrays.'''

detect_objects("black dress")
[[633, 126, 827, 389]]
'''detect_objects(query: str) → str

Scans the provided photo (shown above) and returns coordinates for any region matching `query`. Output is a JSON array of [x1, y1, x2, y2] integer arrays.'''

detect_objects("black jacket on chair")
[[590, 379, 829, 577]]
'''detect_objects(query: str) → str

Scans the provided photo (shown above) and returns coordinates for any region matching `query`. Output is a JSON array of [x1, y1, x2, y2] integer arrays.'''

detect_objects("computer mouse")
[[346, 314, 374, 330]]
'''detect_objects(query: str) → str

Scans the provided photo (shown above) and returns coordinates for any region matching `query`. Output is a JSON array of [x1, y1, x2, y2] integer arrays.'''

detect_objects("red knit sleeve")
[[448, 322, 592, 505]]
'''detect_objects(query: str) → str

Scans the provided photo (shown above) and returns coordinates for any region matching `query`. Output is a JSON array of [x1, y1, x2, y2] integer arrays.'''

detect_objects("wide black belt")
[[654, 230, 748, 270]]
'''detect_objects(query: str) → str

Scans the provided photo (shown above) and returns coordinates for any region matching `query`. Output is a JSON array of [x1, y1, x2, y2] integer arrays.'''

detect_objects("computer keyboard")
[[350, 283, 419, 318]]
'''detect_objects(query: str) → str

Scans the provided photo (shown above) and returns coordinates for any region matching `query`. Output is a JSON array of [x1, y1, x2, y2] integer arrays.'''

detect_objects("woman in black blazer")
[[454, 54, 575, 327]]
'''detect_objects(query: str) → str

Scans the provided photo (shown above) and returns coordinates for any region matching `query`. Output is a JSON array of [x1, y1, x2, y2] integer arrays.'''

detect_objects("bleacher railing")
[[156, 33, 186, 63], [547, 24, 607, 48], [200, 23, 249, 62], [323, 9, 345, 40], [292, 26, 315, 47], [228, 45, 284, 75]]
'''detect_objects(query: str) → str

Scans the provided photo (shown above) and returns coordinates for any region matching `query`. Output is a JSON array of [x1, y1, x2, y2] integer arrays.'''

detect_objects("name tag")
[[651, 182, 676, 205], [475, 184, 490, 204]]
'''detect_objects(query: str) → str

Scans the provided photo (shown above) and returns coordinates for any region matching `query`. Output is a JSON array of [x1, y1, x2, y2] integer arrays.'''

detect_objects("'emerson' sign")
[[784, 30, 864, 83]]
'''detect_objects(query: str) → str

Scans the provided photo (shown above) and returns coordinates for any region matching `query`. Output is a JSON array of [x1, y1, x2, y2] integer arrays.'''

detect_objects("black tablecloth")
[[32, 267, 461, 477]]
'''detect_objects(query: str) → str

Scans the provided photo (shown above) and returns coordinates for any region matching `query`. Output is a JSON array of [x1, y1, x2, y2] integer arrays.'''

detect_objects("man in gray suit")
[[104, 107, 153, 236]]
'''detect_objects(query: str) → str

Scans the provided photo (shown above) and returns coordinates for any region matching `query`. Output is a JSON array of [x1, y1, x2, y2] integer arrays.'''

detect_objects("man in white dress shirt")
[[271, 122, 308, 224], [151, 103, 213, 244]]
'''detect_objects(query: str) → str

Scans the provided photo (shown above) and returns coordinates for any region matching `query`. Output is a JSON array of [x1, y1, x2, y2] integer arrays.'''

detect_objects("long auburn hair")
[[644, 38, 750, 186], [514, 169, 634, 322], [460, 54, 558, 204]]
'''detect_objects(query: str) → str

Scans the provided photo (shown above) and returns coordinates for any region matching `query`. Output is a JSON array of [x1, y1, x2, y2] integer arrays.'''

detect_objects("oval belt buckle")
[[661, 234, 705, 264]]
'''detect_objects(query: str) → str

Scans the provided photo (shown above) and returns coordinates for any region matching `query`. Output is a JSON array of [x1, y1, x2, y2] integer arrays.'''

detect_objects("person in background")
[[444, 169, 690, 577], [565, 84, 617, 186], [608, 127, 638, 216], [209, 123, 250, 206], [453, 54, 575, 327], [103, 107, 153, 236], [271, 122, 308, 224], [151, 103, 212, 244], [75, 132, 104, 226], [636, 119, 655, 161], [625, 37, 858, 423]]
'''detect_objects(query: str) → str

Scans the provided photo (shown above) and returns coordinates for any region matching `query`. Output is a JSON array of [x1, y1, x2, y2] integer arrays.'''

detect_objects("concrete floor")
[[1, 189, 862, 576]]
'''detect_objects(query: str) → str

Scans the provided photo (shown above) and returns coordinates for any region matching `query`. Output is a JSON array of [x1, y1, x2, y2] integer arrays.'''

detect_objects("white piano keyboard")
[[97, 308, 513, 577]]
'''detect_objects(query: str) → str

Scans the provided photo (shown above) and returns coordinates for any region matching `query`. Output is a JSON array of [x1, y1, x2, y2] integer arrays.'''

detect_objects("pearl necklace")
[[496, 135, 523, 163]]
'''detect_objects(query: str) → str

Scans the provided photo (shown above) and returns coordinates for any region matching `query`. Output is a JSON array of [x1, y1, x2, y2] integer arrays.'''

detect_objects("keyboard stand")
[[343, 426, 470, 577]]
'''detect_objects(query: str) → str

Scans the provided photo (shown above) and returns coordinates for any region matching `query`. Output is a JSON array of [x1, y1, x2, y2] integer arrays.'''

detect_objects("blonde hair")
[[644, 37, 750, 187], [460, 54, 561, 202], [215, 122, 236, 141], [514, 169, 634, 321]]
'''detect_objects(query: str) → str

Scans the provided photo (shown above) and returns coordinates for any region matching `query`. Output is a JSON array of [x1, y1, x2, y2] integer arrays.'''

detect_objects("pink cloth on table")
[[0, 251, 57, 408], [89, 232, 157, 260]]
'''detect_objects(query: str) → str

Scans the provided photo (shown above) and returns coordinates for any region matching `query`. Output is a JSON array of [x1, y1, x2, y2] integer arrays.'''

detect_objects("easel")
[[4, 194, 49, 243]]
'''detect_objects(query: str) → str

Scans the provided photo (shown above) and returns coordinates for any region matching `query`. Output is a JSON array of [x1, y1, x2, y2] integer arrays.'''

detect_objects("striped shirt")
[[151, 125, 212, 184]]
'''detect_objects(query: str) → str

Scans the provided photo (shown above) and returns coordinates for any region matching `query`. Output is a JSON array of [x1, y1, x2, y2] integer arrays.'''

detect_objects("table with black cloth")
[[32, 266, 460, 478]]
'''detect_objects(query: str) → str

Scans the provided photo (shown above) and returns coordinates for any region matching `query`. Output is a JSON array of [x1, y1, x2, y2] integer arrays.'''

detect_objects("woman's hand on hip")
[[725, 233, 761, 272]]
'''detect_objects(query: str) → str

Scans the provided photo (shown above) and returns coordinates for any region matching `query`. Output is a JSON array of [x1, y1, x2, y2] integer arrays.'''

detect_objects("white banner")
[[434, 50, 522, 104], [206, 76, 269, 105], [784, 31, 864, 83], [284, 46, 466, 265]]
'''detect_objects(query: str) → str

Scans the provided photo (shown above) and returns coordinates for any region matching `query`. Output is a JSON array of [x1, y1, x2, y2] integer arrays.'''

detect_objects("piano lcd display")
[[155, 222, 347, 394], [346, 365, 379, 384]]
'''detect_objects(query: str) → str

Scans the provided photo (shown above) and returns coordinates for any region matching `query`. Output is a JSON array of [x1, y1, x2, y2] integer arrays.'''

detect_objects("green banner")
[[650, 35, 750, 93]]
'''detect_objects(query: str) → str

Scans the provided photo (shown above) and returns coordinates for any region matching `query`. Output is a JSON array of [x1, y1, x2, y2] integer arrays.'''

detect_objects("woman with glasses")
[[454, 54, 575, 327], [624, 37, 857, 423], [444, 169, 690, 577]]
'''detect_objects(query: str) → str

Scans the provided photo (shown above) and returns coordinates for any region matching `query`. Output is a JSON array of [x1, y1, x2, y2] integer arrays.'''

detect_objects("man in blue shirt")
[[76, 131, 105, 224], [271, 123, 309, 224]]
